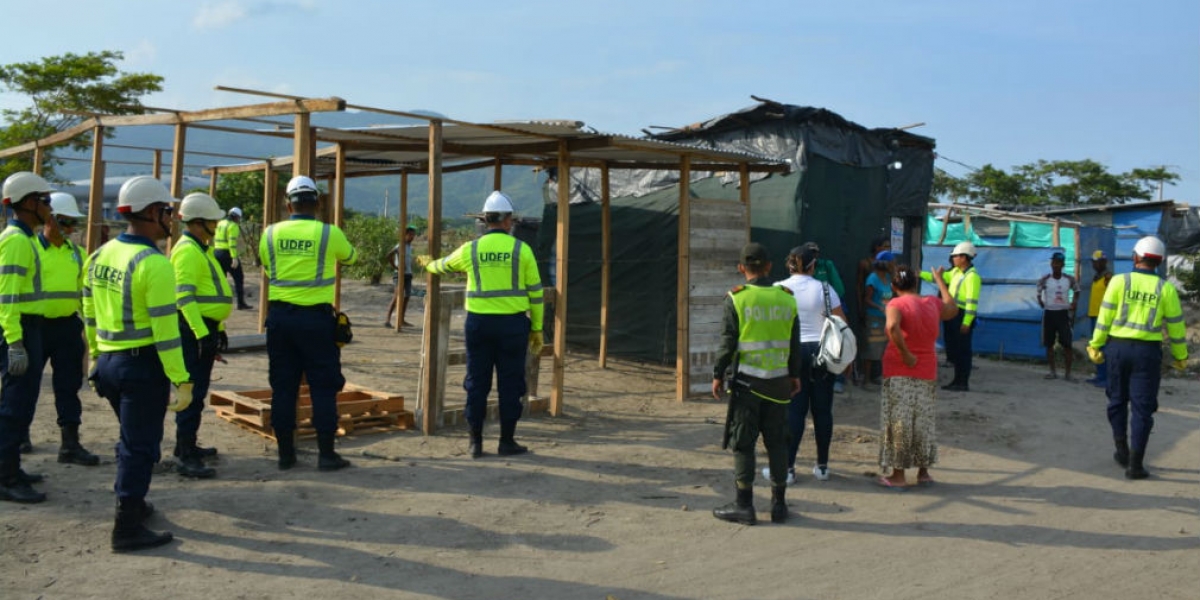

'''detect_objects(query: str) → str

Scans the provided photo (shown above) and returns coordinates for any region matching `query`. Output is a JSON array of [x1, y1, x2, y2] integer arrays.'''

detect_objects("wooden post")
[[152, 150, 162, 179], [32, 146, 43, 175], [739, 162, 751, 242], [598, 163, 611, 368], [257, 160, 274, 334], [493, 159, 503, 190], [550, 141, 570, 417], [1051, 218, 1061, 247], [209, 167, 219, 195], [419, 120, 444, 434], [937, 206, 954, 245], [84, 126, 106, 254], [166, 123, 187, 250], [675, 155, 692, 402], [293, 113, 312, 177], [394, 171, 409, 332], [333, 144, 346, 311]]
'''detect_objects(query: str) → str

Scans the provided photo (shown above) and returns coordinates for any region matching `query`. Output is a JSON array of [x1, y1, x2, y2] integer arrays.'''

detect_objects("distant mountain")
[[54, 109, 550, 220]]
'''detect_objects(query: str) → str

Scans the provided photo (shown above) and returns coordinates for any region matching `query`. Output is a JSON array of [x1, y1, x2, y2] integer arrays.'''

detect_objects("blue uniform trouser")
[[463, 312, 529, 431], [0, 315, 45, 466], [96, 349, 168, 502], [1090, 317, 1108, 381], [177, 314, 218, 437], [787, 341, 835, 468], [1105, 338, 1160, 452], [214, 249, 247, 306], [39, 315, 86, 427], [943, 311, 975, 385], [266, 303, 345, 436]]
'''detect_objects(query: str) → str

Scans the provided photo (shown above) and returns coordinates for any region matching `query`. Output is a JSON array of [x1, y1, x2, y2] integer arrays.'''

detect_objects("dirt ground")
[[3, 274, 1198, 600]]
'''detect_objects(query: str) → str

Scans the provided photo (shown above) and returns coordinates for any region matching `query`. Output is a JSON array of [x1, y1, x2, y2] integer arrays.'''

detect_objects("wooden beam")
[[257, 161, 275, 334], [676, 155, 692, 402], [32, 147, 43, 175], [599, 163, 611, 369], [550, 140, 570, 417], [0, 119, 97, 159], [106, 142, 265, 162], [84, 126, 106, 255], [393, 172, 409, 332], [419, 121, 444, 435], [93, 98, 345, 127], [293, 113, 312, 177], [333, 143, 347, 311], [209, 168, 218, 195], [740, 163, 751, 244], [152, 150, 163, 179]]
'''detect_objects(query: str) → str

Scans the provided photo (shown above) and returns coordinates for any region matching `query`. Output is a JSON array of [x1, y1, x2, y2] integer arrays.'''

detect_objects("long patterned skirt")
[[879, 376, 938, 470]]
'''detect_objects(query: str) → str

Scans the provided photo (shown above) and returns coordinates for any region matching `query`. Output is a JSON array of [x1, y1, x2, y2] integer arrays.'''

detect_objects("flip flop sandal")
[[876, 476, 907, 491]]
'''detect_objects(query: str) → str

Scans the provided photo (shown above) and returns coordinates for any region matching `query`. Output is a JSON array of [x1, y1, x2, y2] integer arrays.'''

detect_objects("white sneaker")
[[812, 464, 830, 481], [833, 381, 845, 394], [761, 466, 796, 485]]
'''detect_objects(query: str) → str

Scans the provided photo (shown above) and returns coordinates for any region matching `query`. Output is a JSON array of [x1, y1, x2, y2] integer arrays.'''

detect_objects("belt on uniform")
[[43, 315, 80, 323], [101, 345, 156, 357], [269, 300, 332, 313], [1107, 337, 1160, 346]]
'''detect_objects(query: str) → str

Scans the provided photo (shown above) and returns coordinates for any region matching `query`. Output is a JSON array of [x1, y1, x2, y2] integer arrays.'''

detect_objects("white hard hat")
[[482, 190, 514, 213], [1133, 236, 1166, 260], [49, 192, 85, 218], [2, 171, 52, 206], [179, 192, 226, 222], [286, 175, 319, 202], [229, 207, 243, 218], [951, 241, 977, 258], [117, 176, 175, 214]]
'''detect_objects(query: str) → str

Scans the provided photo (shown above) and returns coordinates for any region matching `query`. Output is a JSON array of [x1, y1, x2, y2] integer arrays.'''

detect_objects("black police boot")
[[174, 435, 216, 479], [277, 430, 297, 470], [18, 432, 32, 454], [1113, 437, 1130, 468], [713, 486, 757, 525], [468, 427, 484, 459], [58, 425, 101, 466], [111, 498, 173, 553], [1125, 450, 1149, 480], [497, 421, 527, 456], [317, 432, 350, 471], [173, 441, 218, 460], [16, 468, 44, 484], [0, 458, 46, 504], [770, 485, 788, 523]]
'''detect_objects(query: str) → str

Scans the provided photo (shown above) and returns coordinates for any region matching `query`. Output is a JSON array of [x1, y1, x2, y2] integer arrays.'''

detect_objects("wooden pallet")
[[211, 383, 414, 441]]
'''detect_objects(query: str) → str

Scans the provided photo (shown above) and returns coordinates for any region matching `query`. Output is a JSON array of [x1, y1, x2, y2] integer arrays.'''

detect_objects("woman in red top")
[[877, 265, 958, 489]]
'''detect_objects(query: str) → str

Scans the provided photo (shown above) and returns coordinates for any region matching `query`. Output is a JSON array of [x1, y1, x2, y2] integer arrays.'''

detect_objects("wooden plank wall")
[[687, 198, 747, 395]]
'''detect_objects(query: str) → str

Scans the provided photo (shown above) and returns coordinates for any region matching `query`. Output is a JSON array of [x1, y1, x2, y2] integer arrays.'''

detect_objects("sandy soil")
[[3, 274, 1198, 600]]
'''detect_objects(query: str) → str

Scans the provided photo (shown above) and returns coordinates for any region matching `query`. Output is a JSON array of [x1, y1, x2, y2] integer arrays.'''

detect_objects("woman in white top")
[[768, 244, 850, 484]]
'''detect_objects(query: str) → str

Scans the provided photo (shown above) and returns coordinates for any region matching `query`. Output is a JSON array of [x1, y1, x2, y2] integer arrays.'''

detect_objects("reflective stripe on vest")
[[1110, 273, 1166, 334], [731, 286, 795, 380], [178, 239, 233, 304], [0, 226, 44, 305], [93, 247, 166, 342], [265, 223, 333, 288], [467, 237, 530, 300]]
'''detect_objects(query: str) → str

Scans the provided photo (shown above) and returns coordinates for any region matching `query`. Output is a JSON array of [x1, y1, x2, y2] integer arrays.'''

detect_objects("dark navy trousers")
[[266, 302, 344, 436], [215, 249, 247, 306], [96, 349, 168, 501], [1105, 338, 1161, 452], [39, 315, 86, 427], [943, 311, 975, 385], [463, 312, 529, 430], [787, 341, 835, 468], [0, 315, 45, 465], [177, 314, 218, 437], [1090, 317, 1108, 381]]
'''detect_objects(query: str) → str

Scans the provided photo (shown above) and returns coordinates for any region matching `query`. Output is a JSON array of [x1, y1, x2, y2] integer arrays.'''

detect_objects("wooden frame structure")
[[0, 89, 786, 435]]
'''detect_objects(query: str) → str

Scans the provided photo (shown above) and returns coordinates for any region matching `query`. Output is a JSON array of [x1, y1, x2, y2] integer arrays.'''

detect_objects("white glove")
[[231, 258, 240, 270], [7, 341, 28, 376]]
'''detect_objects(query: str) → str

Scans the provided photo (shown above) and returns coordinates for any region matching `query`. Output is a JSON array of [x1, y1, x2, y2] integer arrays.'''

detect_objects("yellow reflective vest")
[[922, 265, 981, 326], [82, 234, 190, 384], [171, 232, 232, 338], [0, 220, 43, 343], [214, 219, 241, 259], [730, 284, 796, 389], [36, 234, 83, 319], [425, 230, 544, 330], [259, 215, 357, 306], [1090, 270, 1188, 361]]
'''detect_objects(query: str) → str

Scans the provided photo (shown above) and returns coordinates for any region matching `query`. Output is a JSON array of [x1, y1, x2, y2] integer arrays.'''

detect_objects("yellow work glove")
[[529, 330, 544, 357], [168, 382, 194, 413], [1172, 359, 1187, 372], [1087, 346, 1105, 365]]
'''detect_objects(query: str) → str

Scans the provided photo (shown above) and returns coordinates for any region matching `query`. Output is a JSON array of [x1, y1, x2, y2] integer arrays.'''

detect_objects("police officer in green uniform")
[[1087, 236, 1188, 480], [0, 171, 54, 504], [426, 191, 544, 459], [260, 176, 358, 471], [711, 243, 801, 525], [169, 192, 234, 479], [84, 175, 193, 551], [35, 192, 101, 467]]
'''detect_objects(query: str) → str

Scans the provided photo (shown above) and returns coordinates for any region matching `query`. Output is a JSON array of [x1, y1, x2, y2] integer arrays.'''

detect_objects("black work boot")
[[58, 425, 101, 466], [173, 442, 218, 460], [111, 498, 173, 553], [770, 485, 788, 523], [497, 421, 527, 456], [316, 432, 350, 471], [16, 468, 44, 484], [277, 430, 297, 470], [713, 486, 757, 525], [1113, 437, 1130, 468], [468, 427, 483, 459], [1, 458, 46, 504], [1125, 450, 1149, 480], [18, 432, 32, 454], [174, 435, 216, 479]]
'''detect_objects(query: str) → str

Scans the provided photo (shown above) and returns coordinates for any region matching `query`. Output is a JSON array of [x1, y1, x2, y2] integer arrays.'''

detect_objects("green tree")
[[342, 215, 401, 284], [933, 160, 1179, 207], [0, 51, 163, 182]]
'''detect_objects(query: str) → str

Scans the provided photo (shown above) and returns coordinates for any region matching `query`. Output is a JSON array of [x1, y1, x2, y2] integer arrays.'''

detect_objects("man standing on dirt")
[[385, 225, 417, 327], [426, 191, 543, 459], [711, 243, 801, 525], [922, 241, 981, 391], [1087, 236, 1188, 480], [1036, 252, 1079, 381], [1084, 250, 1113, 387], [214, 206, 252, 310], [260, 176, 357, 472]]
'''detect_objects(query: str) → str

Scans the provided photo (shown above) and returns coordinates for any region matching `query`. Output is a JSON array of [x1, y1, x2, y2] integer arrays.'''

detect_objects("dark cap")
[[788, 244, 820, 271], [1050, 251, 1065, 261], [741, 243, 771, 266], [803, 241, 820, 253], [405, 225, 417, 232]]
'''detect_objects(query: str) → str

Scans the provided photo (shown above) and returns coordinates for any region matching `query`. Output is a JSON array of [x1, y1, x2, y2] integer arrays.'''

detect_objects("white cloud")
[[126, 40, 157, 65], [193, 1, 248, 30]]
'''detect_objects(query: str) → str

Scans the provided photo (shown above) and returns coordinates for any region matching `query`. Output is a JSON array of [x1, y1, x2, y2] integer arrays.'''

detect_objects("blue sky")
[[3, 0, 1198, 201]]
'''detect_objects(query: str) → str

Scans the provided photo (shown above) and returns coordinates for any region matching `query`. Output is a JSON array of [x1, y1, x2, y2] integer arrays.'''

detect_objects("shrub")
[[342, 215, 401, 283]]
